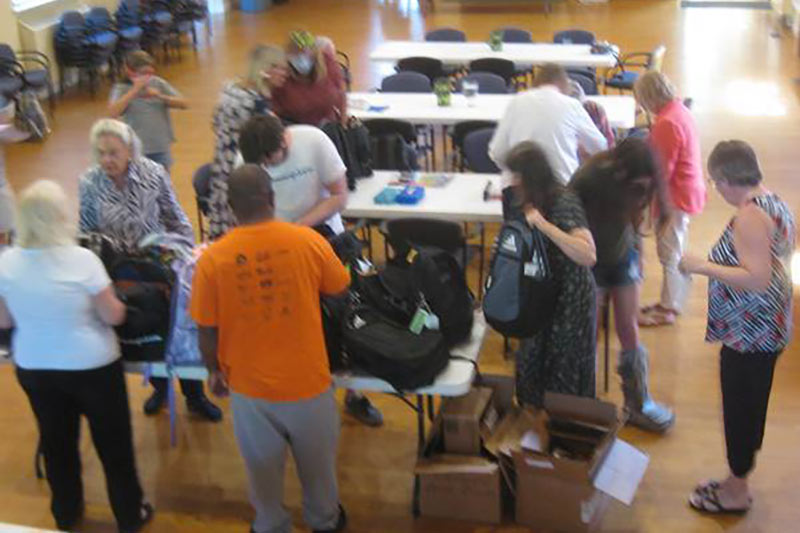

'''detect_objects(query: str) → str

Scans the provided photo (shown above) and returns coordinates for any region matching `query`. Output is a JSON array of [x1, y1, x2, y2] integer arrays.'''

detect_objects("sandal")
[[689, 486, 751, 515], [638, 309, 677, 327]]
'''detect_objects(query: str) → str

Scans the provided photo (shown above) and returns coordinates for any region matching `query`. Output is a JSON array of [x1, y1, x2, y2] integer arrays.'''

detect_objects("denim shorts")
[[593, 246, 642, 289]]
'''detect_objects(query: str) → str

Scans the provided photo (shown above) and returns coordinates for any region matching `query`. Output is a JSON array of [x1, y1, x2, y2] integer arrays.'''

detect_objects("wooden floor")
[[2, 0, 800, 531]]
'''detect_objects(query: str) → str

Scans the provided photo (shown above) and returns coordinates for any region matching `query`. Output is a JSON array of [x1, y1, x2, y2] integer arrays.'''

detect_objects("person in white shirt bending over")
[[489, 63, 608, 186]]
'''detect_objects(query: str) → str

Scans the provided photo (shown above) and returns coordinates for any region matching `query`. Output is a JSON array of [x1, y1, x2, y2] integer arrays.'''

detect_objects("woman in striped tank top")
[[680, 140, 796, 515]]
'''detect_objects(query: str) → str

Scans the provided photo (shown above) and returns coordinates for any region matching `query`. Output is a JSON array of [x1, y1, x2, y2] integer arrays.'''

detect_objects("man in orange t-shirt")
[[190, 164, 349, 533]]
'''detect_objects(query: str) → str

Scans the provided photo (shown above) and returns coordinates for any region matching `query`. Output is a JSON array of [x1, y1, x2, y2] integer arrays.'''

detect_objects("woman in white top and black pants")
[[0, 180, 152, 532]]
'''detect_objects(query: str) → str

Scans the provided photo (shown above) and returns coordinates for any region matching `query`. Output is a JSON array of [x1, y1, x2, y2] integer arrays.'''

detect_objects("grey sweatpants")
[[231, 387, 340, 533]]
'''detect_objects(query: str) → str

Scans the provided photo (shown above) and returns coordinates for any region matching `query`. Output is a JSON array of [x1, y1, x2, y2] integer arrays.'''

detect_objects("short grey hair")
[[634, 71, 676, 114], [89, 118, 143, 164], [15, 180, 76, 248], [707, 140, 763, 187]]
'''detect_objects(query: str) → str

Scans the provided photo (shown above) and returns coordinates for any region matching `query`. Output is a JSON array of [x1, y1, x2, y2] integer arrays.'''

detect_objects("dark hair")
[[506, 141, 564, 213], [239, 114, 286, 164], [707, 140, 763, 187], [574, 137, 665, 232], [228, 164, 274, 223], [534, 63, 568, 88]]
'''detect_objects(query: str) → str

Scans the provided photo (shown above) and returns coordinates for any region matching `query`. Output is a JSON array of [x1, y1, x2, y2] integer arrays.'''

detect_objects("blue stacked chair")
[[54, 10, 117, 96]]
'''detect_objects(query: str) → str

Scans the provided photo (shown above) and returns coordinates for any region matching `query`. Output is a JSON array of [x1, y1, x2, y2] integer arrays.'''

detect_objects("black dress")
[[515, 189, 597, 407]]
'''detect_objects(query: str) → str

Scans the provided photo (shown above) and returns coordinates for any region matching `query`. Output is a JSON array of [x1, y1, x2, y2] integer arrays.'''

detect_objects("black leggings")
[[16, 359, 144, 530], [720, 345, 779, 478]]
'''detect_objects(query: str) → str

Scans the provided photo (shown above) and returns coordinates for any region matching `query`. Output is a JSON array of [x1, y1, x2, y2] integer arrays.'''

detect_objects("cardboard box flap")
[[442, 387, 493, 419], [544, 392, 618, 428], [415, 454, 500, 475], [483, 407, 545, 459], [592, 438, 649, 505]]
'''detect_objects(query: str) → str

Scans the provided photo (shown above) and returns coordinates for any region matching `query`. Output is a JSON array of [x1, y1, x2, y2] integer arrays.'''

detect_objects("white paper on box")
[[593, 438, 649, 505], [520, 430, 544, 452]]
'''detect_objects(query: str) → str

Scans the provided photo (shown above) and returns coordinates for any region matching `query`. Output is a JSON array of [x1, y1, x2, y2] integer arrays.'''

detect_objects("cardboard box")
[[415, 374, 516, 525], [510, 393, 649, 533], [416, 454, 503, 524], [441, 386, 494, 455]]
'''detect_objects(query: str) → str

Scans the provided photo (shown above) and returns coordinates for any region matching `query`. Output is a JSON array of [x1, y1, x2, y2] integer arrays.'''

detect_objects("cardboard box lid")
[[544, 392, 618, 428], [442, 386, 493, 421], [483, 406, 546, 459], [415, 454, 500, 475]]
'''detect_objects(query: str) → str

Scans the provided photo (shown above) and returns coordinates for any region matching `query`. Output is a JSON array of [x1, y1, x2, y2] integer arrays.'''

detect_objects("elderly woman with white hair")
[[0, 180, 152, 532], [634, 71, 706, 326], [80, 118, 222, 422]]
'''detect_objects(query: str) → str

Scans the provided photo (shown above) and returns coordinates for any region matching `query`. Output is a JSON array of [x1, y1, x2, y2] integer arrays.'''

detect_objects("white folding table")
[[370, 41, 617, 69], [349, 92, 637, 130], [343, 171, 503, 223], [125, 311, 488, 457]]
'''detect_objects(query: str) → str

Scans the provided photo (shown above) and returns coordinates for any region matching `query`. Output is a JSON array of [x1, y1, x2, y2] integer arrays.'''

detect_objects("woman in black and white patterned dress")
[[79, 118, 222, 423], [681, 140, 795, 515], [506, 141, 598, 407], [207, 45, 284, 240]]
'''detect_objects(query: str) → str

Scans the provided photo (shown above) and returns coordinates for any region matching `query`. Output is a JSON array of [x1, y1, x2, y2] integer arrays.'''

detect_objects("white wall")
[[0, 0, 21, 50]]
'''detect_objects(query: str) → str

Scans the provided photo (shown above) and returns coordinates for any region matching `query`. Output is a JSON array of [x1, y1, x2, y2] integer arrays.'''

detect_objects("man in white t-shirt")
[[489, 64, 608, 185], [238, 113, 384, 427]]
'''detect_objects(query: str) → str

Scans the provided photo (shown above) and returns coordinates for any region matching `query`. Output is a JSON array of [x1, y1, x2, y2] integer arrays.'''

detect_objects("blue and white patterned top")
[[706, 194, 795, 354], [79, 157, 194, 250]]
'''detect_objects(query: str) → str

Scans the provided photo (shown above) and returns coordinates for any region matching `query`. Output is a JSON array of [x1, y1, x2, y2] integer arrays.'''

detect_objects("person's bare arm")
[[156, 92, 189, 109], [295, 176, 348, 228], [0, 297, 13, 329], [198, 326, 229, 397], [92, 286, 127, 326], [680, 204, 773, 291], [108, 77, 149, 117], [525, 206, 597, 267]]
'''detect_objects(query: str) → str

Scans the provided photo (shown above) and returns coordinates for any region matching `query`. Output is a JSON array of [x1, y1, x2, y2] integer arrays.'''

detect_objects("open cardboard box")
[[489, 392, 649, 533], [415, 374, 515, 524]]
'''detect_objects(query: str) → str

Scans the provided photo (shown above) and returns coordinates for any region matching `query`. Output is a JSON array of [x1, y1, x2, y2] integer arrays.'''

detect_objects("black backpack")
[[320, 119, 373, 190], [319, 229, 366, 370], [357, 249, 474, 346], [110, 257, 174, 362], [342, 304, 449, 391], [482, 220, 558, 338], [369, 132, 419, 171]]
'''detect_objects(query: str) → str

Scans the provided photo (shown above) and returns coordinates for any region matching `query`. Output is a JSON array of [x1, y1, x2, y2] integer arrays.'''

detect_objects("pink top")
[[649, 99, 706, 215]]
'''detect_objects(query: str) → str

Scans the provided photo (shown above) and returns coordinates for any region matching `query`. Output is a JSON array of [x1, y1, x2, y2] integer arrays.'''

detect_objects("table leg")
[[603, 292, 611, 393], [413, 394, 426, 516], [427, 395, 435, 422]]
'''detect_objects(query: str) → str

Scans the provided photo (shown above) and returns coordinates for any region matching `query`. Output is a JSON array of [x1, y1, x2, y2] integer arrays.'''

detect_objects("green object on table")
[[489, 30, 503, 51], [434, 77, 452, 107]]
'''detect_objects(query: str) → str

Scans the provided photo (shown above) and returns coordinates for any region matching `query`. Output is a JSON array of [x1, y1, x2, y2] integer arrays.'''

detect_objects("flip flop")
[[638, 309, 677, 327], [689, 486, 751, 515], [694, 480, 721, 494]]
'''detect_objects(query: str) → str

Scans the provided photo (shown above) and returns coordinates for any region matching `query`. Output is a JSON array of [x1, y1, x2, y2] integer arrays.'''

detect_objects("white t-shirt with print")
[[0, 246, 120, 370], [265, 125, 347, 234]]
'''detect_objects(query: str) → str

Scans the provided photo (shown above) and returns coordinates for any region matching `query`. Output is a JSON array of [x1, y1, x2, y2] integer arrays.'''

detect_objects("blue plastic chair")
[[463, 127, 500, 173], [553, 29, 596, 45], [425, 28, 466, 42], [381, 72, 432, 93], [497, 27, 533, 43], [457, 72, 508, 94]]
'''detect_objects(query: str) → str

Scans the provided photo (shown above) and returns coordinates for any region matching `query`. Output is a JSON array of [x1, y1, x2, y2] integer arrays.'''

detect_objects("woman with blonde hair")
[[270, 30, 347, 126], [207, 44, 285, 239], [634, 71, 706, 326], [0, 179, 152, 532], [80, 118, 222, 422]]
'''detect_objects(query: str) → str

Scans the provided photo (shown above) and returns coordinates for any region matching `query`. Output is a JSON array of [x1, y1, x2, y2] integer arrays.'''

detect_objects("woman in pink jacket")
[[634, 72, 706, 326]]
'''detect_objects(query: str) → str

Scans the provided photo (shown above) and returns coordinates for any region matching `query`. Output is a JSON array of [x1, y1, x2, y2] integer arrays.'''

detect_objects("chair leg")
[[478, 223, 485, 300]]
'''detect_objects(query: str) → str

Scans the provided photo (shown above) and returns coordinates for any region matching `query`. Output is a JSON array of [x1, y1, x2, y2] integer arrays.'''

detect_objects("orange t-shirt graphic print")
[[190, 220, 350, 402]]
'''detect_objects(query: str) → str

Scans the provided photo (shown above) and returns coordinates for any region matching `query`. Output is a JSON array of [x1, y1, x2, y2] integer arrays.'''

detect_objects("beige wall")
[[0, 0, 21, 50]]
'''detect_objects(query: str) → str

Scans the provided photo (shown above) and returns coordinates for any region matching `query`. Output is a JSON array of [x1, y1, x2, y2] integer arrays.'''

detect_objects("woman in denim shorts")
[[571, 138, 675, 433]]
